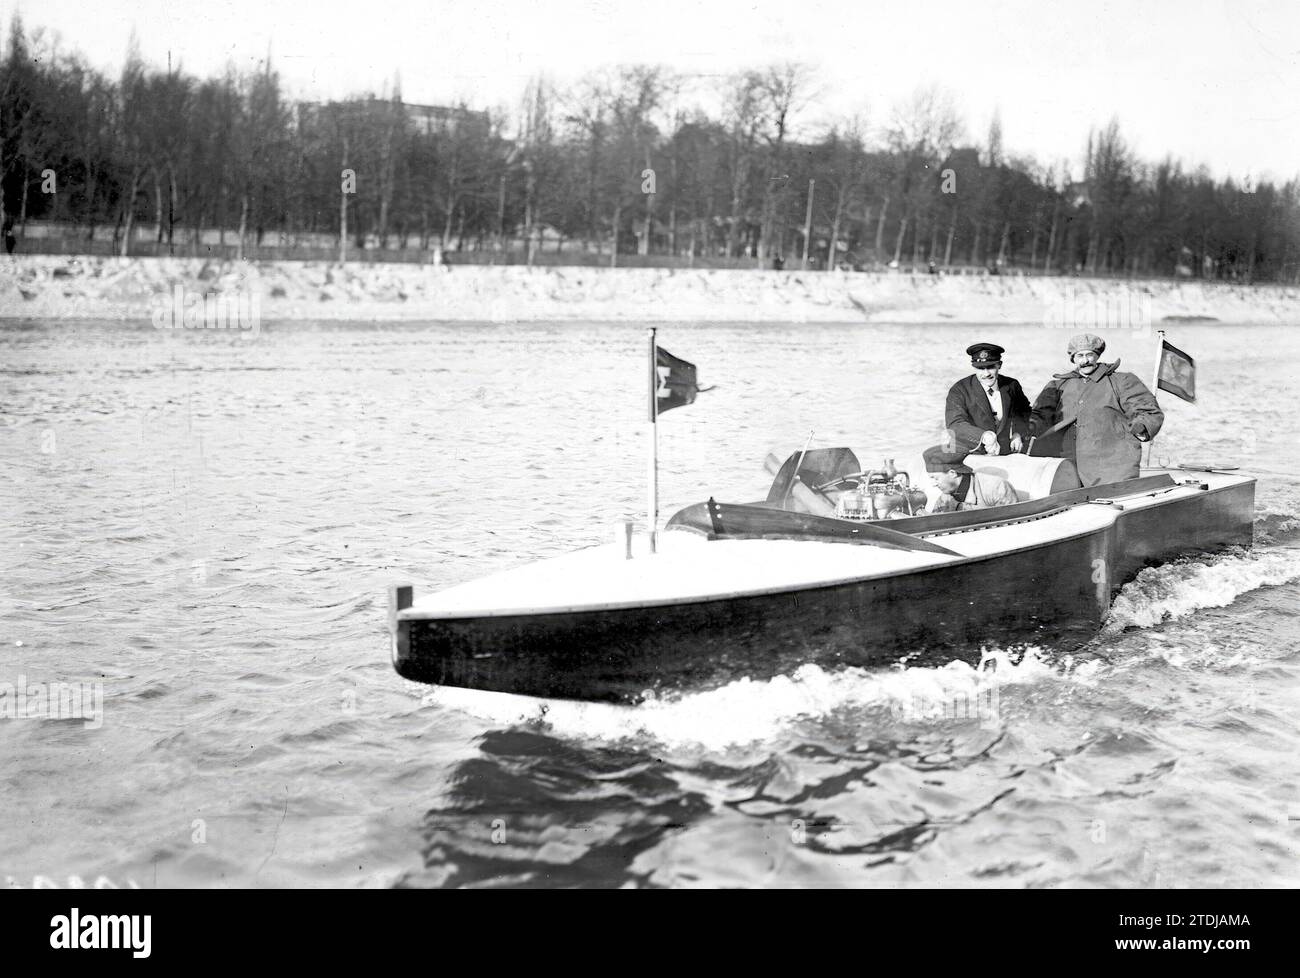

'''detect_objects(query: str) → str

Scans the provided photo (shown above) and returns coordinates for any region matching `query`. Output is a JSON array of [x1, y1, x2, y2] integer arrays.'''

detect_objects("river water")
[[2, 318, 1298, 888]]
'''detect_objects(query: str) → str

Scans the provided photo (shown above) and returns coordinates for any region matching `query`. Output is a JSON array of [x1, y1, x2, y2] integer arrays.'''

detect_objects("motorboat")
[[388, 448, 1254, 703]]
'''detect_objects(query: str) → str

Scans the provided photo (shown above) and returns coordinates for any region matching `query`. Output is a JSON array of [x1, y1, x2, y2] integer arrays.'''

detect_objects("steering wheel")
[[814, 470, 876, 492]]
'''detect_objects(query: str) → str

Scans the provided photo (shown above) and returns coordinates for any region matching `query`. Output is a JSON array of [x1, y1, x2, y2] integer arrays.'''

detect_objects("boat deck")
[[400, 468, 1251, 620]]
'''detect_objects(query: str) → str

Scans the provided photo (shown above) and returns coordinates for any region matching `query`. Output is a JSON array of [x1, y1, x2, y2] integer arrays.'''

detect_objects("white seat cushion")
[[962, 454, 1082, 500]]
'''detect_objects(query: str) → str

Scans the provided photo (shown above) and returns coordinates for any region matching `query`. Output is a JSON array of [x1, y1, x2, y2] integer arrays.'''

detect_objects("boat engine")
[[834, 464, 928, 520]]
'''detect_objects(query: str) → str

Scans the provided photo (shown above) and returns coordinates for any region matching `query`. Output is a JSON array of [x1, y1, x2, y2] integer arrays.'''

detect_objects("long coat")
[[1030, 360, 1165, 486], [945, 374, 1032, 455]]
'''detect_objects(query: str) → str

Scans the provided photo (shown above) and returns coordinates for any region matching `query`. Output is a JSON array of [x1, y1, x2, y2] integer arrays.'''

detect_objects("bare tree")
[[756, 62, 816, 265], [1082, 119, 1136, 274], [817, 115, 868, 270], [885, 85, 963, 266], [519, 76, 557, 265], [114, 37, 152, 256], [722, 71, 763, 258]]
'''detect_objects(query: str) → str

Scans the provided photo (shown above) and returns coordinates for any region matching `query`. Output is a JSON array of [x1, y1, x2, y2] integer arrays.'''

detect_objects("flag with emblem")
[[651, 346, 703, 418], [1156, 337, 1195, 403], [646, 330, 711, 553]]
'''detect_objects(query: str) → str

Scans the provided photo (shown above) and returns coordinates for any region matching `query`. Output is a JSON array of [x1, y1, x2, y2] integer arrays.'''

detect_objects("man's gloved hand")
[[1128, 419, 1149, 441], [1009, 433, 1024, 453], [980, 430, 1000, 456]]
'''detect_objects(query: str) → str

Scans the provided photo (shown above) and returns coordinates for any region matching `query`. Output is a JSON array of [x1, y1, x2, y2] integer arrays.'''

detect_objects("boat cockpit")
[[665, 447, 1206, 547]]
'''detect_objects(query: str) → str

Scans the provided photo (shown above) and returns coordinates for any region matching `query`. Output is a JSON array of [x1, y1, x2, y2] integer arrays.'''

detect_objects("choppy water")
[[2, 318, 1299, 888]]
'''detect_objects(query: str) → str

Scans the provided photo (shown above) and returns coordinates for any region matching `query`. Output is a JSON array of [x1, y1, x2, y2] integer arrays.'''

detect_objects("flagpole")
[[1144, 328, 1165, 470], [647, 327, 659, 555]]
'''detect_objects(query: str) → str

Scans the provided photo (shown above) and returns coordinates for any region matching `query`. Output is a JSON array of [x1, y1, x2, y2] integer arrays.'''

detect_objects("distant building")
[[402, 102, 491, 137], [295, 99, 491, 138]]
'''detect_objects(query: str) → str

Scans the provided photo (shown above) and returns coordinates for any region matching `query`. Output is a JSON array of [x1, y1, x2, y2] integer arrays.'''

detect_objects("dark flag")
[[652, 346, 702, 417], [1157, 338, 1196, 403]]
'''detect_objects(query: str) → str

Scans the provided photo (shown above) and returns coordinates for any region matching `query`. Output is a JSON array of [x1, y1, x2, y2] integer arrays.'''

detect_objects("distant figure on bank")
[[772, 254, 785, 271], [3, 219, 14, 255], [1029, 333, 1165, 486], [928, 259, 938, 275], [922, 342, 1032, 475]]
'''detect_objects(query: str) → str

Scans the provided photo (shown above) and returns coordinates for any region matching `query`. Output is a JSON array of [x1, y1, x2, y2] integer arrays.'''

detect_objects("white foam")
[[1106, 549, 1300, 631], [417, 548, 1300, 749], [420, 645, 1061, 752]]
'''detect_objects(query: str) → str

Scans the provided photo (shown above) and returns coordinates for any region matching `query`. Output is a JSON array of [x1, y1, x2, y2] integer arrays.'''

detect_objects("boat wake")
[[1253, 510, 1300, 546], [1104, 545, 1300, 632], [422, 647, 1064, 752], [423, 537, 1300, 751]]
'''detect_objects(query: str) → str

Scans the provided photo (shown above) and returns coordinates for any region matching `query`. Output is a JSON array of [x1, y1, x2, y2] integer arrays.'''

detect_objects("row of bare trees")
[[3, 14, 1298, 280]]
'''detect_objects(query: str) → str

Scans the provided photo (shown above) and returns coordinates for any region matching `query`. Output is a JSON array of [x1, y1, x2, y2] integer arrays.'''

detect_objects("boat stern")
[[389, 582, 414, 674]]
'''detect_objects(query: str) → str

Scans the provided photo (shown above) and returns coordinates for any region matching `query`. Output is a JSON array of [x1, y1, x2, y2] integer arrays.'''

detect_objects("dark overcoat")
[[1029, 360, 1165, 486], [945, 374, 1032, 455]]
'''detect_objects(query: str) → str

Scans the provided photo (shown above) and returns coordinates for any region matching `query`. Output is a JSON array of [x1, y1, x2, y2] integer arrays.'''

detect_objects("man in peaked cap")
[[1029, 333, 1164, 486], [922, 341, 1032, 476]]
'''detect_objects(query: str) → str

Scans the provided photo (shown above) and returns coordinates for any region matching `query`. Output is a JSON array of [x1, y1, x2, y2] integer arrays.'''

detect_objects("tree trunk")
[[85, 159, 98, 242], [496, 174, 507, 251], [339, 139, 349, 264], [1045, 202, 1060, 272], [339, 186, 348, 263], [892, 215, 908, 263], [154, 175, 165, 243], [525, 165, 537, 267], [610, 202, 621, 268], [1029, 202, 1042, 270], [944, 209, 957, 267], [236, 193, 249, 261], [120, 168, 141, 257], [641, 148, 653, 257], [168, 166, 177, 253], [442, 199, 456, 251], [19, 163, 29, 238], [827, 193, 844, 272], [726, 184, 744, 257], [874, 197, 889, 258]]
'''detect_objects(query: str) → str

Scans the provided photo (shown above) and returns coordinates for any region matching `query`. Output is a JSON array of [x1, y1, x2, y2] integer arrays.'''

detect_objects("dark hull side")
[[1108, 480, 1254, 582], [394, 478, 1254, 703]]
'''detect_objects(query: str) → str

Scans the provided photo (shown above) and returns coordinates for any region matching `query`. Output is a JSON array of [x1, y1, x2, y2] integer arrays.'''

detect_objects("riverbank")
[[2, 255, 1297, 324]]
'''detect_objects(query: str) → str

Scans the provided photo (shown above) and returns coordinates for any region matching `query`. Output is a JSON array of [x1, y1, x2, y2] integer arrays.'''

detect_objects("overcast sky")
[[7, 0, 1299, 181]]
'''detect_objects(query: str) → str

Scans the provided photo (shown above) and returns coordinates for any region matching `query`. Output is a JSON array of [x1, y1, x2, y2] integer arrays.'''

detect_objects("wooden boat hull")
[[391, 469, 1254, 703]]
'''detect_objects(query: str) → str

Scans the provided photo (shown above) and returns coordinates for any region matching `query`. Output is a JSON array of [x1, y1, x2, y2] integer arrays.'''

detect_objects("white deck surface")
[[406, 533, 957, 618], [403, 469, 1252, 620]]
